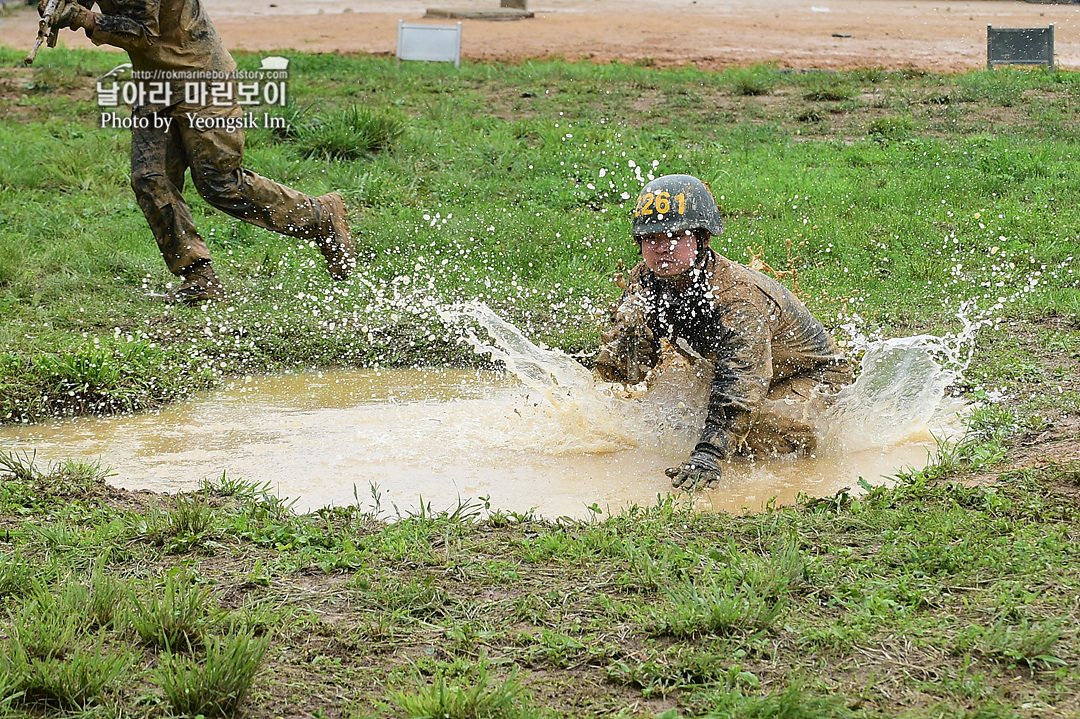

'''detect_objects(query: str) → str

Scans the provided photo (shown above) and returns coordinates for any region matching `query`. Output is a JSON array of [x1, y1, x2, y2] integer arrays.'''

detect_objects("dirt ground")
[[2, 0, 1079, 71]]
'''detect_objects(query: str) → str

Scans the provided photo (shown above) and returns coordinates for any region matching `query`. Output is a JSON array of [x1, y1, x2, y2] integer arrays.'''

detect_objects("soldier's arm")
[[697, 297, 774, 457], [88, 0, 160, 51]]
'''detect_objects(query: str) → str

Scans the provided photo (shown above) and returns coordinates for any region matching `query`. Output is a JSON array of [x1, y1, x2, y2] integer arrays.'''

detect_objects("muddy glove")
[[665, 444, 723, 491], [55, 3, 94, 31], [594, 324, 657, 384], [39, 0, 93, 31]]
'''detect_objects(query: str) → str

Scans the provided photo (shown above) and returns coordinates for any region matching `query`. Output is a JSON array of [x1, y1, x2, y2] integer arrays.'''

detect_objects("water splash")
[[822, 336, 965, 452], [823, 302, 987, 452], [450, 301, 981, 458], [441, 302, 636, 454]]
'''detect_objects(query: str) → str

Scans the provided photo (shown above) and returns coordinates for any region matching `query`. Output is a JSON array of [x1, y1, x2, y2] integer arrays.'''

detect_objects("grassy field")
[[1, 49, 1079, 717]]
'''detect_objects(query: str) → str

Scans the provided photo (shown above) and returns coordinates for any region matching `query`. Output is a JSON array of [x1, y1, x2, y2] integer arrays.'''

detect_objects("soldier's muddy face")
[[640, 231, 696, 277]]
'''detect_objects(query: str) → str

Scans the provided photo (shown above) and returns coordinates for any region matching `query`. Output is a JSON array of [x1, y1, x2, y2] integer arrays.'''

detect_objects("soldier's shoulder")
[[707, 254, 781, 309], [711, 254, 757, 281], [707, 253, 754, 292]]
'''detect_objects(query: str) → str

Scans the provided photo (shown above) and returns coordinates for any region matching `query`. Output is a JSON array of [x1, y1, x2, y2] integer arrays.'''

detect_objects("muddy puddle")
[[0, 302, 971, 518], [0, 367, 940, 518]]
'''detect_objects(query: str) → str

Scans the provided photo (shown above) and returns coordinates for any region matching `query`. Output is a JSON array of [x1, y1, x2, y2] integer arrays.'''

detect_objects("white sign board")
[[397, 20, 463, 68]]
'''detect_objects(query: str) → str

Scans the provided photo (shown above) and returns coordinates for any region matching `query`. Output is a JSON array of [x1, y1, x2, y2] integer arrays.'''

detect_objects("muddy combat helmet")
[[631, 174, 723, 241]]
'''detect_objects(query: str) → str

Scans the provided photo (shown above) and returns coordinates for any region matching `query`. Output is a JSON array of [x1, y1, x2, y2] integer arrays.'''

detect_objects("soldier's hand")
[[593, 348, 625, 383], [665, 448, 723, 491], [595, 324, 657, 384], [51, 2, 93, 30]]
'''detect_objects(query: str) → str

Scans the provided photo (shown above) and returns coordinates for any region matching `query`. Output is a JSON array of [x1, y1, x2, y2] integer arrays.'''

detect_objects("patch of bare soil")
[[0, 66, 98, 123], [0, 66, 32, 103], [2, 0, 1080, 71], [959, 315, 1080, 503]]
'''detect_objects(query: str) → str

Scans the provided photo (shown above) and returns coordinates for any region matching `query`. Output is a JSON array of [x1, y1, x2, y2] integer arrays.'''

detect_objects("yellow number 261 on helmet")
[[631, 174, 723, 240]]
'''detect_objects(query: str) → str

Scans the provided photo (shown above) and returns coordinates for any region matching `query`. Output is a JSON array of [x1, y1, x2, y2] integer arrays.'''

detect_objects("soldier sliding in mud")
[[595, 175, 853, 491], [33, 0, 356, 304]]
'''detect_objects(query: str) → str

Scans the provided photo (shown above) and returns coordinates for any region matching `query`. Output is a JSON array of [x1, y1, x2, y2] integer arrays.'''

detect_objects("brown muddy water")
[[0, 367, 940, 519]]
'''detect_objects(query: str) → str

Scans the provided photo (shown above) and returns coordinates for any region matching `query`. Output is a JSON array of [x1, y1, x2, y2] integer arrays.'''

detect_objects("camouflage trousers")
[[742, 361, 854, 457], [130, 102, 323, 275]]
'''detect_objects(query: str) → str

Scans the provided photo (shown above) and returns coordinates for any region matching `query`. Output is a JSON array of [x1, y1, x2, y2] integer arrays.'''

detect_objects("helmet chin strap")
[[695, 233, 709, 266], [682, 231, 711, 277]]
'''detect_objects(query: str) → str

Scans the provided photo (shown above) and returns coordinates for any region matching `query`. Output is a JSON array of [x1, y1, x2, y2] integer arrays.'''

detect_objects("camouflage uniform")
[[597, 249, 852, 458], [86, 0, 333, 276]]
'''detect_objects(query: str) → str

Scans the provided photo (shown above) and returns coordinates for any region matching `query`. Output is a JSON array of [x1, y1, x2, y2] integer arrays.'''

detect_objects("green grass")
[[798, 72, 859, 101], [158, 631, 270, 718], [0, 634, 130, 711], [390, 666, 531, 719], [0, 551, 37, 598], [128, 567, 220, 651], [294, 104, 407, 160], [88, 561, 124, 630], [647, 540, 804, 639], [169, 492, 216, 538], [726, 65, 780, 96], [8, 580, 88, 660]]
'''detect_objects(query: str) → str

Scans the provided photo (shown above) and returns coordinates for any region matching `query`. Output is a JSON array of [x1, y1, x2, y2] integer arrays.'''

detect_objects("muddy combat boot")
[[315, 191, 357, 280], [164, 261, 226, 305]]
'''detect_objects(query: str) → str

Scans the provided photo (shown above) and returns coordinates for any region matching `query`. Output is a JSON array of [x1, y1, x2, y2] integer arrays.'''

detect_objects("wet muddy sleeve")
[[699, 298, 773, 457], [90, 0, 160, 51]]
